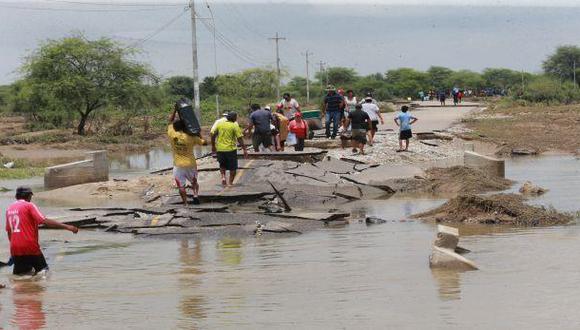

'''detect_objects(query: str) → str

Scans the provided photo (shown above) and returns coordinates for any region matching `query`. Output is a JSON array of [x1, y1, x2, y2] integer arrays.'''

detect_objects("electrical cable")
[[128, 7, 189, 47], [0, 2, 175, 12], [198, 15, 269, 66], [41, 0, 185, 7]]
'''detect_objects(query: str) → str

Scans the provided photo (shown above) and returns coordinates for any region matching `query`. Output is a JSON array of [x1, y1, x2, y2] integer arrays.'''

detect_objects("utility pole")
[[302, 50, 313, 104], [521, 70, 525, 94], [269, 32, 286, 99], [206, 2, 220, 116], [574, 60, 577, 89], [189, 0, 201, 124], [318, 60, 327, 87]]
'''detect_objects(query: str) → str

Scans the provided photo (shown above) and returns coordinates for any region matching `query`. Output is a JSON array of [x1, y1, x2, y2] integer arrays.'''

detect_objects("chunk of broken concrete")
[[341, 164, 424, 193], [314, 157, 356, 174], [365, 217, 387, 225], [519, 181, 548, 196], [420, 140, 440, 147], [429, 225, 478, 271], [511, 148, 538, 156]]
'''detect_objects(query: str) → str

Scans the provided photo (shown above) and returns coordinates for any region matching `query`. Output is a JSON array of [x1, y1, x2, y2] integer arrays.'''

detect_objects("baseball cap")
[[264, 105, 271, 111], [294, 112, 303, 117]]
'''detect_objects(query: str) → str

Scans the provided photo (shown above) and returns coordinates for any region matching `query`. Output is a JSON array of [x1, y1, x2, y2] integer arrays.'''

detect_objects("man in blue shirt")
[[323, 85, 345, 139], [394, 105, 418, 152]]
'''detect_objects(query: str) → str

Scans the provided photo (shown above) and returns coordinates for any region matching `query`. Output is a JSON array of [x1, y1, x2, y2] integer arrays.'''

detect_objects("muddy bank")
[[402, 166, 513, 195], [414, 193, 573, 226], [461, 102, 580, 156]]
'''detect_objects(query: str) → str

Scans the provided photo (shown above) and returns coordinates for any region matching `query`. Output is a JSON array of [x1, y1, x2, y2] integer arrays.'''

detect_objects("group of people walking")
[[324, 86, 384, 155], [167, 95, 311, 205], [167, 89, 419, 205]]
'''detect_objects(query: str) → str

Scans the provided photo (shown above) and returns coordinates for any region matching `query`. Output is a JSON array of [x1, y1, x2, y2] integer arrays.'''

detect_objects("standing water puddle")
[[0, 155, 577, 328]]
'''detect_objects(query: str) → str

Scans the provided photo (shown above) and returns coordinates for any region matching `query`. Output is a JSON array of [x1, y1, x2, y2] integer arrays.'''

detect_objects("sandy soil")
[[404, 166, 513, 195], [463, 102, 580, 155], [413, 193, 573, 226]]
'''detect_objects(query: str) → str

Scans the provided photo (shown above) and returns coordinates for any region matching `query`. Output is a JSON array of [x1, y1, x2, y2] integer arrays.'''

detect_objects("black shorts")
[[371, 120, 379, 131], [12, 254, 48, 275], [217, 150, 238, 171], [399, 129, 413, 140], [252, 131, 272, 150]]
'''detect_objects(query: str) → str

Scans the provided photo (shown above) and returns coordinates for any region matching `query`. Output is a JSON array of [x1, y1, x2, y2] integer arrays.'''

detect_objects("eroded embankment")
[[413, 193, 574, 226], [404, 166, 513, 195]]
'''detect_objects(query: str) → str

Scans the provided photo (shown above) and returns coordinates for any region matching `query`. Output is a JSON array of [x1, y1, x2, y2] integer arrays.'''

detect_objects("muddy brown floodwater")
[[0, 155, 578, 329]]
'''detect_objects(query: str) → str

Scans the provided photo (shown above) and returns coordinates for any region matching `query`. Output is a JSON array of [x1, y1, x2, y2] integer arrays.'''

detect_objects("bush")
[[520, 77, 580, 104]]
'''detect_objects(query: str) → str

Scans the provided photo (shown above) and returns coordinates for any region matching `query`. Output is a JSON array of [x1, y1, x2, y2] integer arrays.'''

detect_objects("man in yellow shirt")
[[168, 110, 204, 205], [210, 112, 248, 186]]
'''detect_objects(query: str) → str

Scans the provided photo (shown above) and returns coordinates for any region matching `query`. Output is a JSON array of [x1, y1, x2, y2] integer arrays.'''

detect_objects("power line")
[[128, 7, 189, 48], [41, 0, 185, 7], [198, 15, 268, 66], [0, 2, 175, 12], [221, 1, 269, 39]]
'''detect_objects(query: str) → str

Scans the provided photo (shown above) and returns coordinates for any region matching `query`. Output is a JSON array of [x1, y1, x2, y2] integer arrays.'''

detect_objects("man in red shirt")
[[5, 187, 78, 275]]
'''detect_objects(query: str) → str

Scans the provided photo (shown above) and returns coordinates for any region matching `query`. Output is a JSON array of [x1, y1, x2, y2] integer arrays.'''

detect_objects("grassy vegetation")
[[0, 156, 47, 179], [0, 167, 45, 180]]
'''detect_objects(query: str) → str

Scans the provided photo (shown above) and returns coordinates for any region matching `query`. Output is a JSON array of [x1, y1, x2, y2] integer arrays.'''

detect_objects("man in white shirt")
[[278, 93, 300, 119], [361, 97, 384, 146]]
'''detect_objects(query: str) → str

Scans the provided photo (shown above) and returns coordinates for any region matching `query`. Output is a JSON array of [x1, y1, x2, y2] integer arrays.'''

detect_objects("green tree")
[[482, 68, 522, 93], [285, 76, 307, 98], [200, 76, 218, 98], [385, 68, 428, 97], [427, 66, 453, 91], [164, 76, 193, 99], [216, 68, 277, 106], [316, 67, 359, 87], [19, 35, 154, 135], [448, 70, 485, 91], [543, 45, 580, 84], [353, 73, 392, 100]]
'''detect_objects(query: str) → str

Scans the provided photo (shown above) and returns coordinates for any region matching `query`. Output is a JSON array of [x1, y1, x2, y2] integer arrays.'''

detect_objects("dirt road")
[[381, 101, 478, 132]]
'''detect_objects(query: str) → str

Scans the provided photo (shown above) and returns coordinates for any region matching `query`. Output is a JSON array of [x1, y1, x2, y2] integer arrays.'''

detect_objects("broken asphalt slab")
[[313, 157, 356, 174], [341, 164, 425, 192]]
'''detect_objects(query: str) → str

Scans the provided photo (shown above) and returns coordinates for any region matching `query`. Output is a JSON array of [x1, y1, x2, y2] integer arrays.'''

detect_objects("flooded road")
[[0, 155, 577, 329]]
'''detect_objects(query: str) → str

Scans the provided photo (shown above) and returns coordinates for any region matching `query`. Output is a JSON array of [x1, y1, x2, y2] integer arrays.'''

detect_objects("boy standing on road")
[[168, 109, 205, 205], [394, 105, 418, 152], [6, 187, 78, 276], [211, 112, 248, 186]]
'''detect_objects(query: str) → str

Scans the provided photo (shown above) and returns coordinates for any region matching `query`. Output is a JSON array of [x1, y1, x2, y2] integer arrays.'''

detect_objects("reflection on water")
[[178, 240, 206, 327], [0, 157, 576, 328], [109, 146, 209, 173], [11, 281, 46, 329], [430, 268, 463, 301]]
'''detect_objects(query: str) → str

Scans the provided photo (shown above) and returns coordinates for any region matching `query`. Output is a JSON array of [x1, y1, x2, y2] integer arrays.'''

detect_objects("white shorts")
[[173, 167, 198, 189]]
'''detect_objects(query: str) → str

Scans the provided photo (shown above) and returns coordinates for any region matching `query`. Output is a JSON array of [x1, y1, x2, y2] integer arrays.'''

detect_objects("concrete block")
[[429, 225, 478, 271], [463, 151, 505, 178], [44, 150, 109, 190]]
